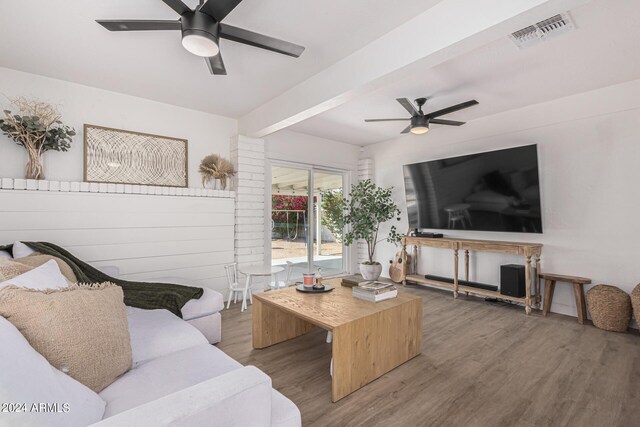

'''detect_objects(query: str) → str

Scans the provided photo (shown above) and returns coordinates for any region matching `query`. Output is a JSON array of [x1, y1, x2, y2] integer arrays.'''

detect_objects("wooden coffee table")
[[252, 279, 422, 402]]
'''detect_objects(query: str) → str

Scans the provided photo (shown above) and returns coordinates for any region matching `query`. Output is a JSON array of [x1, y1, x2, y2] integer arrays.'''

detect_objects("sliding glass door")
[[270, 163, 346, 281], [312, 170, 344, 277]]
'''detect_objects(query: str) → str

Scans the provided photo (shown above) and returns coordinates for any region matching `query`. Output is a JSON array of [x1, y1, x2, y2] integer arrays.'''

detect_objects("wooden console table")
[[400, 236, 542, 314]]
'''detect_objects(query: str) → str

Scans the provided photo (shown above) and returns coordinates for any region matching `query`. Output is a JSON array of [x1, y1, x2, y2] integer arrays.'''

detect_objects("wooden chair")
[[540, 273, 591, 324], [224, 263, 251, 310]]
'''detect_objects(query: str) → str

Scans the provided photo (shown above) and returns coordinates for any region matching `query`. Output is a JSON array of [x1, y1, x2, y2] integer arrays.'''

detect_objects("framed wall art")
[[83, 124, 188, 187]]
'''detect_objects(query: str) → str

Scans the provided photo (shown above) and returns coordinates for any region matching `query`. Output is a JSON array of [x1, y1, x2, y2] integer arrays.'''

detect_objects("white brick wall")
[[231, 135, 267, 271], [357, 158, 374, 264]]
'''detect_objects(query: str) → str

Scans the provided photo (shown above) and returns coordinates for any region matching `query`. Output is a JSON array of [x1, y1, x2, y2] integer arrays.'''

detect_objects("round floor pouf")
[[586, 285, 631, 332], [631, 284, 640, 324]]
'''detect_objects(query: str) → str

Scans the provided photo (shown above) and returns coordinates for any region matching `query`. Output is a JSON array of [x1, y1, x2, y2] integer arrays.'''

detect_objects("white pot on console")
[[360, 262, 382, 281]]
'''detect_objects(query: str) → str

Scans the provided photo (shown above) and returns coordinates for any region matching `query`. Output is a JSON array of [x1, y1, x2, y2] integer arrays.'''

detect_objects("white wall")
[[0, 67, 238, 297], [0, 67, 237, 186], [0, 190, 234, 295], [363, 78, 640, 317], [264, 129, 360, 171]]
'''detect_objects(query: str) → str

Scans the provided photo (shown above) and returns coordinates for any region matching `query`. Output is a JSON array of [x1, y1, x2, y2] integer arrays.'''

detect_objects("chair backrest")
[[224, 263, 238, 288], [285, 261, 294, 286]]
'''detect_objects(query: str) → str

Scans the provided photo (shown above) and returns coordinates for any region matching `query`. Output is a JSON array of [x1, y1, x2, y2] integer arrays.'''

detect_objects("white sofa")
[[0, 305, 301, 427], [99, 267, 224, 345]]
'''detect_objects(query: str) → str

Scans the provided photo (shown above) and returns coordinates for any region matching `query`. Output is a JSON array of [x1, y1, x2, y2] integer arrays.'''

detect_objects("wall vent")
[[509, 12, 576, 49]]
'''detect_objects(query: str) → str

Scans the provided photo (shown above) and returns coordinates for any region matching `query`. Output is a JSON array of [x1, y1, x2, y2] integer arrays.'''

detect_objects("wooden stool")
[[540, 273, 591, 324]]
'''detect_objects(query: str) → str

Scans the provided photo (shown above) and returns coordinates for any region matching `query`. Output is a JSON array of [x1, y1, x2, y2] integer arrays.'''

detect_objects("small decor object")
[[302, 273, 316, 288], [295, 284, 334, 294], [586, 284, 631, 332], [341, 179, 402, 281], [0, 97, 76, 180], [199, 154, 235, 190], [84, 124, 187, 187]]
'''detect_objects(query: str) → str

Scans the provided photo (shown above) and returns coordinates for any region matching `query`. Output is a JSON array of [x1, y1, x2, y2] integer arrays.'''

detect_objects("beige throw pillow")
[[0, 259, 33, 281], [0, 282, 132, 392], [15, 254, 78, 283]]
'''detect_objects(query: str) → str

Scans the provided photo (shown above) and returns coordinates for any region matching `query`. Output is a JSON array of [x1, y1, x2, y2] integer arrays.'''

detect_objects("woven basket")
[[586, 285, 631, 332], [631, 284, 640, 323]]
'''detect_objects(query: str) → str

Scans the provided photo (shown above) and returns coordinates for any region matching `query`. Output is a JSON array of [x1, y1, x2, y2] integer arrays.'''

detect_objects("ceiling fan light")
[[410, 126, 429, 135], [182, 33, 219, 57]]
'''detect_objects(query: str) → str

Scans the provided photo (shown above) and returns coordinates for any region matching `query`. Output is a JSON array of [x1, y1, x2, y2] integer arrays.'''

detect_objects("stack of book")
[[352, 281, 397, 302], [341, 275, 369, 288]]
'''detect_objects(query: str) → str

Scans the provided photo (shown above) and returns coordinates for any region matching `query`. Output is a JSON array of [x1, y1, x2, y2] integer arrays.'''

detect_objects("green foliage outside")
[[320, 189, 344, 243]]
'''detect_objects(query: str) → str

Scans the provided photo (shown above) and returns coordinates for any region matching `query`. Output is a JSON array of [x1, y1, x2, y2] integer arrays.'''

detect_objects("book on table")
[[341, 275, 369, 287], [352, 281, 398, 302]]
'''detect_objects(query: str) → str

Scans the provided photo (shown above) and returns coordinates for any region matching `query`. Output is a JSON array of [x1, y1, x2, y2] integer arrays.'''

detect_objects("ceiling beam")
[[239, 0, 591, 138]]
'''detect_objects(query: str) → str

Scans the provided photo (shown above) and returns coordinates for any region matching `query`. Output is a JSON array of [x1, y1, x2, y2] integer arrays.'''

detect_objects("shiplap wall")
[[0, 190, 234, 295]]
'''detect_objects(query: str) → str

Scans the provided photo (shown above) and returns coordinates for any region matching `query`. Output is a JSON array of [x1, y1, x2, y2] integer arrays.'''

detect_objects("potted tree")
[[342, 179, 402, 281]]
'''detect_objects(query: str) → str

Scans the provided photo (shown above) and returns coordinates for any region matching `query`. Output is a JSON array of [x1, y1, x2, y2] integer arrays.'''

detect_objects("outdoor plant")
[[320, 189, 344, 243], [0, 97, 76, 180], [342, 179, 402, 265]]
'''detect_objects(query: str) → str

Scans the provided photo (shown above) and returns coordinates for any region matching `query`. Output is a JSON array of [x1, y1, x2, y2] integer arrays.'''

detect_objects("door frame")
[[266, 159, 351, 277]]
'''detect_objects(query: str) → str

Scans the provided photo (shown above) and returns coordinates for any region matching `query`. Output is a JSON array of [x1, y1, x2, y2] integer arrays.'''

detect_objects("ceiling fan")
[[365, 98, 479, 135], [96, 0, 305, 76]]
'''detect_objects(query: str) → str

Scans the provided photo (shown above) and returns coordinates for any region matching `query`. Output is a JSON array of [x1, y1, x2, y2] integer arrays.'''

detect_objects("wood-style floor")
[[218, 285, 640, 427]]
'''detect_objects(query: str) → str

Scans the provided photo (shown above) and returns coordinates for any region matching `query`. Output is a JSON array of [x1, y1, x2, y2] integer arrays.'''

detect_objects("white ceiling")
[[0, 0, 442, 118], [289, 0, 640, 145]]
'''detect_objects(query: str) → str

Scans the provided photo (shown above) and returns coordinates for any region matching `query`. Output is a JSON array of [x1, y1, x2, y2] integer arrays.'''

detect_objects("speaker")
[[500, 264, 526, 298]]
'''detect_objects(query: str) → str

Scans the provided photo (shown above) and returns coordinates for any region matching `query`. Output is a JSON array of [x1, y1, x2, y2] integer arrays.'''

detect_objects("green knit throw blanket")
[[0, 242, 202, 318]]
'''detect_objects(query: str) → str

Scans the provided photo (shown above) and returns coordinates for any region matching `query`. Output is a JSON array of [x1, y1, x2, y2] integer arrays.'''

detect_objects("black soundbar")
[[424, 275, 498, 292]]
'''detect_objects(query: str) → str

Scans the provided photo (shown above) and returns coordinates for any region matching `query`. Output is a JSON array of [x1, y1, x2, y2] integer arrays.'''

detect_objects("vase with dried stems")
[[199, 154, 235, 190], [0, 97, 76, 180]]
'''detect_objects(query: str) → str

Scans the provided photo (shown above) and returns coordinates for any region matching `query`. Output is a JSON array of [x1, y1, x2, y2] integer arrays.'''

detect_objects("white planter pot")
[[359, 263, 383, 281]]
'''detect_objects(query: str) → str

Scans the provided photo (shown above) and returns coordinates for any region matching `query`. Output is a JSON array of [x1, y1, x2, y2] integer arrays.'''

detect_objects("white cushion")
[[12, 241, 36, 259], [126, 307, 208, 367], [181, 288, 224, 320], [148, 277, 224, 320], [0, 259, 69, 290], [0, 250, 12, 259], [0, 316, 106, 427], [100, 344, 242, 418]]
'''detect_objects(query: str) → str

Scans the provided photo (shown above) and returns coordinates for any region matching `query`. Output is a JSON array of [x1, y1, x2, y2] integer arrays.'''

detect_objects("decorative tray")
[[295, 284, 335, 294]]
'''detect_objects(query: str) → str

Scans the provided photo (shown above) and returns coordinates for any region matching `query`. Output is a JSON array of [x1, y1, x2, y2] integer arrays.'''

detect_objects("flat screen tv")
[[403, 144, 542, 233]]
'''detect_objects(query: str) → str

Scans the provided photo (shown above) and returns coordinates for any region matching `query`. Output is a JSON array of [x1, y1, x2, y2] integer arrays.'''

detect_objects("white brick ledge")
[[0, 178, 235, 199]]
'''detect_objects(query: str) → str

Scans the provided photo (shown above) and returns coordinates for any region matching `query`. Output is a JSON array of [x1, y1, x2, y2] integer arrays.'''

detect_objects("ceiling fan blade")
[[396, 98, 418, 116], [96, 20, 181, 31], [206, 54, 227, 75], [161, 0, 191, 15], [364, 118, 410, 122], [199, 0, 243, 21], [220, 24, 305, 57], [401, 125, 412, 134], [429, 119, 466, 126], [426, 100, 479, 119]]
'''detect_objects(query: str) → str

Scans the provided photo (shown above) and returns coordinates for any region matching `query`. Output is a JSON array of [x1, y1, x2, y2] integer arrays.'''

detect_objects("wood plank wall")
[[0, 190, 235, 295]]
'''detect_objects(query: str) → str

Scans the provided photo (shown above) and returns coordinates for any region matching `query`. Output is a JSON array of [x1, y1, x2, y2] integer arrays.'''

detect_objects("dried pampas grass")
[[199, 154, 235, 189]]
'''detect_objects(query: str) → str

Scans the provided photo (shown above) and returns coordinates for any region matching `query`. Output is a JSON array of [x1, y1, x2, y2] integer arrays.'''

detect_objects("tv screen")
[[403, 145, 542, 233]]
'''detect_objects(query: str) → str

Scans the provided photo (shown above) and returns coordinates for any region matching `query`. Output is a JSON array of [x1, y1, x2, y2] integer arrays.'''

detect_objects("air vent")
[[509, 12, 576, 49]]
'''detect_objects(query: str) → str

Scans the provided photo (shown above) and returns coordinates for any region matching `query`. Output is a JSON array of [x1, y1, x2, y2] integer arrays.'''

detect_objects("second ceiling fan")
[[365, 97, 479, 135], [96, 0, 305, 76]]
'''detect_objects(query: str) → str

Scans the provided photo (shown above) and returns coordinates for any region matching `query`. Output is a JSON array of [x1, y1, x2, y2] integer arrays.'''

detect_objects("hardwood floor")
[[218, 285, 640, 426]]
